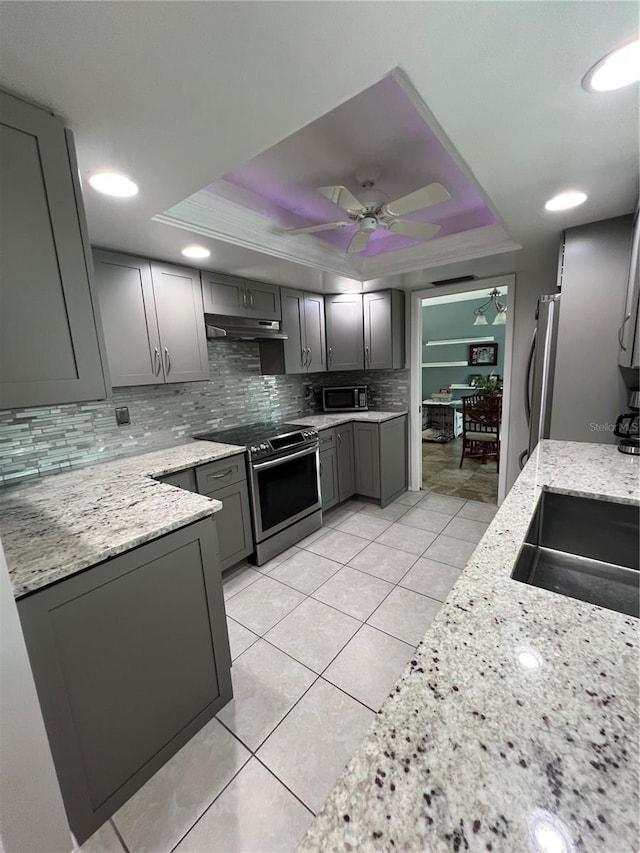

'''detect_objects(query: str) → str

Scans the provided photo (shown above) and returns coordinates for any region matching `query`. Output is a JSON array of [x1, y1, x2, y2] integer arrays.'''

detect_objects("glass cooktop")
[[193, 422, 309, 447]]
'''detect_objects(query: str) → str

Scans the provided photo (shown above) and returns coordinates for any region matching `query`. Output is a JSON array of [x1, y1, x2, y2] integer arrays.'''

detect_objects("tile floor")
[[79, 491, 497, 853], [423, 436, 498, 503]]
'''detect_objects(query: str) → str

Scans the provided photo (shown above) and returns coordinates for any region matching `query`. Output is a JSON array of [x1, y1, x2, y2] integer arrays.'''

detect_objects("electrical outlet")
[[115, 407, 130, 426]]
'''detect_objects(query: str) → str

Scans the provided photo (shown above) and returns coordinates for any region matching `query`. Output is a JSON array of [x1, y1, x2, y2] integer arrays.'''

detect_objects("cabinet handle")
[[164, 347, 171, 375], [338, 432, 342, 447], [249, 291, 254, 309], [307, 347, 312, 367], [242, 290, 247, 309], [300, 348, 306, 368], [208, 468, 233, 480], [618, 313, 631, 351], [365, 345, 370, 366], [328, 347, 333, 366], [153, 347, 161, 375]]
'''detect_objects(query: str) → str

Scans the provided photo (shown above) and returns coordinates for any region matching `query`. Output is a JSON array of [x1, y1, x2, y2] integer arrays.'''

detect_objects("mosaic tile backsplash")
[[0, 342, 409, 484]]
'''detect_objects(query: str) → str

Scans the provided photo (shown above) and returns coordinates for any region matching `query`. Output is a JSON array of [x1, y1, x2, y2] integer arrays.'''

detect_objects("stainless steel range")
[[194, 422, 321, 565]]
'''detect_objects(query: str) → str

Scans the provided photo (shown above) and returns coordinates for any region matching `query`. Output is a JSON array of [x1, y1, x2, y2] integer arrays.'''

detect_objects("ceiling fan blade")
[[386, 220, 441, 241], [346, 230, 371, 254], [286, 220, 351, 235], [383, 182, 450, 217], [318, 185, 365, 211]]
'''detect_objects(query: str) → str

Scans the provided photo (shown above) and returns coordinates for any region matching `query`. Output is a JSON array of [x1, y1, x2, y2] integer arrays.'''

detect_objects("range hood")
[[205, 314, 288, 341]]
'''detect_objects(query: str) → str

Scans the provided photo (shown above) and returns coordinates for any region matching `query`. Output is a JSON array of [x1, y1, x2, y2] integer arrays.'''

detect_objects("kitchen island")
[[301, 440, 639, 852]]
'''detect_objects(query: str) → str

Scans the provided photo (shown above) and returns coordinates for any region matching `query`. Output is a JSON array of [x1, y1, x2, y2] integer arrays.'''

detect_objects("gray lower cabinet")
[[364, 290, 406, 370], [17, 519, 232, 845], [195, 455, 253, 570], [259, 288, 326, 375], [0, 90, 107, 408], [354, 416, 408, 507], [319, 444, 338, 511], [202, 271, 281, 321], [325, 294, 365, 371], [158, 468, 197, 492], [94, 250, 209, 386], [336, 423, 356, 502]]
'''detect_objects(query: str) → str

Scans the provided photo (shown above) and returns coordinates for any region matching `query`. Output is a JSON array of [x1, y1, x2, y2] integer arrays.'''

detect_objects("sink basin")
[[511, 490, 639, 618]]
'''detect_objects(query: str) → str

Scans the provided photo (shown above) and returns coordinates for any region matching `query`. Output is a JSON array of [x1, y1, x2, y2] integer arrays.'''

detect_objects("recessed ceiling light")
[[181, 245, 211, 259], [88, 171, 138, 198], [544, 191, 587, 212], [583, 38, 640, 92]]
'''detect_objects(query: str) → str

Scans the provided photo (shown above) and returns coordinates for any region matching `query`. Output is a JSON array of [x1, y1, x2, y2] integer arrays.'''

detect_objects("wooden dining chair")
[[459, 394, 502, 472]]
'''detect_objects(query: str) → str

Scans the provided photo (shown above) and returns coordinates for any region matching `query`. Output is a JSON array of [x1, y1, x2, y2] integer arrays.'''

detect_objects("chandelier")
[[473, 288, 507, 326]]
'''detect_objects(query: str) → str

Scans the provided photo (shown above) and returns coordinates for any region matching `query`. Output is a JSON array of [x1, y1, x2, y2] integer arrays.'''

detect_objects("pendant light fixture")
[[473, 288, 507, 326]]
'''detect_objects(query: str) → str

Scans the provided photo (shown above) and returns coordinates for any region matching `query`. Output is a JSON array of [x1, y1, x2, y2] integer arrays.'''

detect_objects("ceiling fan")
[[285, 176, 451, 254]]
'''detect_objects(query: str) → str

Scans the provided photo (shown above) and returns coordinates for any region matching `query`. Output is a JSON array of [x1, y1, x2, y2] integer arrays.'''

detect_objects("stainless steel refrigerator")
[[519, 294, 561, 468]]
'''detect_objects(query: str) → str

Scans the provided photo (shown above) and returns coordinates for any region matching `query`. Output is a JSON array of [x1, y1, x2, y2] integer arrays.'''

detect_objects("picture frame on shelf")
[[468, 343, 498, 366], [468, 374, 482, 387]]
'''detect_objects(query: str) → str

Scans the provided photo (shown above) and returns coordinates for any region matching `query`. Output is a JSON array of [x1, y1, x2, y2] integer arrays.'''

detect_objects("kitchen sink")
[[511, 490, 639, 618]]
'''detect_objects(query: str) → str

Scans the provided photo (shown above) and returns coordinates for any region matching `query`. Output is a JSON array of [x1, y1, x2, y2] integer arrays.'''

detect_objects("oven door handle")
[[252, 445, 318, 471]]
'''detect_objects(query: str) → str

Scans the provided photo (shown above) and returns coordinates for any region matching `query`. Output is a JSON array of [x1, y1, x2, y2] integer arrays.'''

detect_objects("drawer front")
[[196, 454, 246, 493], [159, 468, 197, 492], [318, 428, 336, 451]]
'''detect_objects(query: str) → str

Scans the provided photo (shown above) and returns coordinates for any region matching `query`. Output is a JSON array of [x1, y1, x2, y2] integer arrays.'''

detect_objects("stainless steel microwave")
[[322, 385, 368, 412]]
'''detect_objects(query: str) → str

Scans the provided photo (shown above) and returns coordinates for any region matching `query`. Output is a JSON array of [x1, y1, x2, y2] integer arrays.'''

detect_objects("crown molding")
[[154, 188, 520, 282]]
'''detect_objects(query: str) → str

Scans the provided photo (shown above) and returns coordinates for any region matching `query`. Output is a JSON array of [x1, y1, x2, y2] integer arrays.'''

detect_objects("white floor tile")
[[113, 718, 249, 853], [322, 505, 357, 528], [225, 576, 305, 636], [335, 512, 393, 540], [223, 565, 261, 601], [400, 507, 454, 534], [358, 501, 409, 522], [442, 515, 490, 543], [295, 526, 330, 549], [227, 618, 259, 661], [217, 640, 315, 751], [347, 541, 418, 583], [375, 521, 437, 556], [268, 549, 342, 595], [257, 679, 373, 814], [265, 597, 360, 674], [394, 490, 425, 506], [399, 557, 461, 602], [456, 500, 498, 522], [304, 528, 369, 563], [312, 566, 393, 621], [367, 586, 442, 646], [419, 493, 466, 514], [324, 624, 413, 712], [255, 546, 301, 574], [423, 534, 478, 568], [174, 759, 312, 853]]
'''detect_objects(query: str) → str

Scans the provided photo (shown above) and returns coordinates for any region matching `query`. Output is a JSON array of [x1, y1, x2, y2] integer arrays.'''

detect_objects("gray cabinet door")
[[336, 423, 355, 502], [151, 263, 209, 383], [320, 447, 338, 510], [379, 416, 408, 506], [17, 519, 232, 845], [354, 422, 380, 498], [325, 294, 364, 371], [93, 250, 163, 386], [159, 468, 197, 492], [203, 480, 253, 571], [280, 288, 306, 374], [363, 290, 405, 370], [246, 280, 281, 321], [304, 292, 327, 373], [0, 91, 107, 408], [202, 272, 247, 316]]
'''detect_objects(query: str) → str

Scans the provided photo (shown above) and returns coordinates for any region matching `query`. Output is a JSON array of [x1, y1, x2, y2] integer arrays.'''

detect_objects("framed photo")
[[468, 374, 482, 387], [468, 343, 498, 366]]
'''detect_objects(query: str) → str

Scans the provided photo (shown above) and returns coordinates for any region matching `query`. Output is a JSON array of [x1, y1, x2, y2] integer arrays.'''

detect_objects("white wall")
[[0, 539, 72, 853]]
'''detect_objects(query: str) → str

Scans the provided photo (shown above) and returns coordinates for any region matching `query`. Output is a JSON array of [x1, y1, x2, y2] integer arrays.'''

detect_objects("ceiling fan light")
[[492, 310, 507, 325], [473, 313, 488, 326], [583, 39, 640, 92]]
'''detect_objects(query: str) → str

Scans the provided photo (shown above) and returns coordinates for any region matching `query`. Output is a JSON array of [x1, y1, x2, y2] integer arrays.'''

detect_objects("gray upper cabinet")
[[280, 289, 307, 374], [325, 294, 365, 371], [0, 90, 107, 409], [202, 271, 281, 321], [259, 288, 325, 375], [303, 292, 326, 373], [94, 250, 208, 386], [618, 210, 639, 370], [363, 290, 405, 370]]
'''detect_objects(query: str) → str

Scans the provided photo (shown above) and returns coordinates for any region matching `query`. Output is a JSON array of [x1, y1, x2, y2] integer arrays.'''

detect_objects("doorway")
[[408, 276, 515, 505]]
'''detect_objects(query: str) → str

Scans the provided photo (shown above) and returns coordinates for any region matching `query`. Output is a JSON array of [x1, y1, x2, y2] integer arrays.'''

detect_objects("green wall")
[[422, 293, 507, 400]]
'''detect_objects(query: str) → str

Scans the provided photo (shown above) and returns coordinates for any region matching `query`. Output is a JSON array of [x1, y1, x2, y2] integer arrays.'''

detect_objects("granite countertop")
[[0, 440, 245, 598], [293, 411, 408, 430], [301, 440, 640, 852]]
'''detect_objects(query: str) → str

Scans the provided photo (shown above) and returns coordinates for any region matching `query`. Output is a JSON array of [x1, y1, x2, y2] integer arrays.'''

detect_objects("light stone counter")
[[0, 440, 245, 598], [293, 411, 407, 430], [301, 440, 640, 853]]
